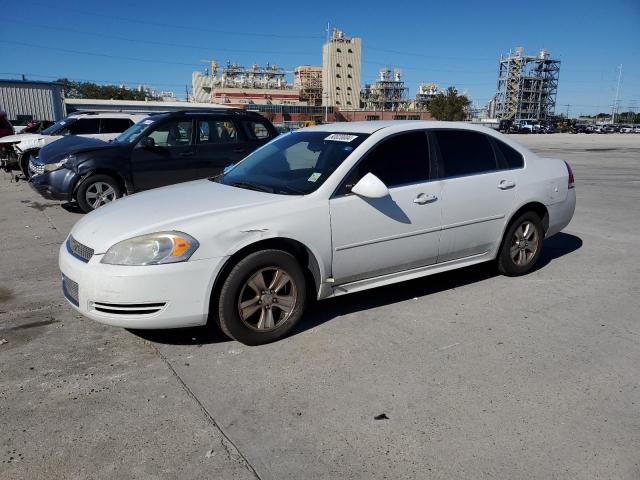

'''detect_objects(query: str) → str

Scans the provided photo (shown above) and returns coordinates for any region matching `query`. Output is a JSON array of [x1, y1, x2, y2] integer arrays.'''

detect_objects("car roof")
[[301, 120, 504, 136], [69, 112, 149, 120]]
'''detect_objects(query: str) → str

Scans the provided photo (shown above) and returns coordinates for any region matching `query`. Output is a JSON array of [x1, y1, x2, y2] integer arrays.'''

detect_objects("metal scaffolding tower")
[[361, 68, 409, 111], [494, 47, 560, 121]]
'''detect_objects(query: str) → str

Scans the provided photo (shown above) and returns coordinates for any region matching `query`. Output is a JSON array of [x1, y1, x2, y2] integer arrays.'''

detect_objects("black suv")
[[30, 109, 277, 212]]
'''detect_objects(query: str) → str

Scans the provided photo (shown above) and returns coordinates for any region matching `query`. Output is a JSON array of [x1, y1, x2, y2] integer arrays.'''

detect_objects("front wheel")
[[76, 174, 122, 213], [215, 249, 307, 345], [497, 212, 544, 276]]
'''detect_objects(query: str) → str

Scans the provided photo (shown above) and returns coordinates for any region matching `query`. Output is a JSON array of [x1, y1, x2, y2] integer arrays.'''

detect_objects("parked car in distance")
[[633, 126, 640, 134], [31, 109, 277, 212], [0, 111, 14, 139], [59, 121, 576, 345], [571, 123, 590, 134], [0, 111, 147, 177], [601, 124, 617, 133], [619, 125, 634, 133], [19, 120, 55, 134]]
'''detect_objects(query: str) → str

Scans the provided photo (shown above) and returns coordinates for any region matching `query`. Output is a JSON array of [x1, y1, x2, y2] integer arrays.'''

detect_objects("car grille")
[[29, 157, 44, 176], [67, 235, 94, 263], [62, 274, 79, 306], [91, 302, 167, 316]]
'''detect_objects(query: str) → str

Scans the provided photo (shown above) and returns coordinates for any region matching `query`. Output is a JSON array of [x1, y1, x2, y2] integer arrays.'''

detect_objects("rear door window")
[[100, 118, 133, 134], [67, 118, 100, 135], [433, 130, 497, 178], [492, 138, 524, 169], [197, 120, 239, 144]]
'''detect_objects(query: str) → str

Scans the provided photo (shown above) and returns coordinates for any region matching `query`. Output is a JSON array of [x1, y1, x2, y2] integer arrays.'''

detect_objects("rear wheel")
[[497, 212, 544, 276], [76, 174, 122, 213], [215, 249, 307, 345]]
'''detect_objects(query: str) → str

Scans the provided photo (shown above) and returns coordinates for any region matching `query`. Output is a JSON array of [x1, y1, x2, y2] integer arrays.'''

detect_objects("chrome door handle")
[[413, 193, 438, 204], [498, 180, 516, 190]]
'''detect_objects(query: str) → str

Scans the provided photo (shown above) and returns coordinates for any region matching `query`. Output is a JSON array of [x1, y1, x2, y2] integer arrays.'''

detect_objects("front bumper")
[[29, 167, 79, 202], [59, 242, 228, 329]]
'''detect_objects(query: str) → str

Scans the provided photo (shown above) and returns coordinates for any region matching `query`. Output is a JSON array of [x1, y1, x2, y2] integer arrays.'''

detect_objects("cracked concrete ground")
[[1, 133, 639, 479]]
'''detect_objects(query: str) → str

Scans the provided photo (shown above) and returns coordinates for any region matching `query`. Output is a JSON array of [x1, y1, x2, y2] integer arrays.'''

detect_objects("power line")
[[18, 1, 324, 40], [1, 40, 205, 67], [0, 17, 315, 57]]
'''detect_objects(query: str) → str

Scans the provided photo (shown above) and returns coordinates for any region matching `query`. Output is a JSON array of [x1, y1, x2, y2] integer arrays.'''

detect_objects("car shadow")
[[61, 202, 85, 214], [131, 232, 582, 346]]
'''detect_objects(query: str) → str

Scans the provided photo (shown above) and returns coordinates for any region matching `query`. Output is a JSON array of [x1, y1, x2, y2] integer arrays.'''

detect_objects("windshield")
[[42, 118, 74, 135], [114, 118, 155, 144], [217, 131, 369, 195]]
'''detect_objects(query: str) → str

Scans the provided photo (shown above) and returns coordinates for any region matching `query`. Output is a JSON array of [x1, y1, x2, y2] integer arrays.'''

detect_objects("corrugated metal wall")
[[0, 82, 65, 123]]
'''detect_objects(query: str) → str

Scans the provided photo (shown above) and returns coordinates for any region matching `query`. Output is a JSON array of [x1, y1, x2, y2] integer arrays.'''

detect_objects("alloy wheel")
[[85, 182, 117, 209], [510, 220, 540, 266], [237, 267, 298, 331]]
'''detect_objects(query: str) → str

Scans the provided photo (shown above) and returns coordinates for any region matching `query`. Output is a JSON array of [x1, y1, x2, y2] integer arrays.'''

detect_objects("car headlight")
[[101, 232, 199, 266], [44, 154, 74, 172]]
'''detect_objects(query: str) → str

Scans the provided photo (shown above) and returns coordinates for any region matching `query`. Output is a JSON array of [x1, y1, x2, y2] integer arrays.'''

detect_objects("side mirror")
[[139, 136, 155, 148], [351, 172, 389, 199]]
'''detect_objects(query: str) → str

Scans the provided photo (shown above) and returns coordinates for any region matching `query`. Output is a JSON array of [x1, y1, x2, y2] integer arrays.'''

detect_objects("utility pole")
[[563, 104, 570, 119], [612, 64, 622, 123]]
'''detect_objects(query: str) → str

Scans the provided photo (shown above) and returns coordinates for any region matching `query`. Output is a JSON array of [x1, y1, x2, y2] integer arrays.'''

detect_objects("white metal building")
[[0, 79, 66, 123]]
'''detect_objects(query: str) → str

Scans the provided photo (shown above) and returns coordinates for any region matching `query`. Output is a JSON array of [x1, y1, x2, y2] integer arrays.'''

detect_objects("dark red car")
[[0, 112, 14, 139]]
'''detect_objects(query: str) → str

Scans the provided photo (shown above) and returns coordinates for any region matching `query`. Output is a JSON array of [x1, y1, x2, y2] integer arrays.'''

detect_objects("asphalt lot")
[[1, 133, 639, 479]]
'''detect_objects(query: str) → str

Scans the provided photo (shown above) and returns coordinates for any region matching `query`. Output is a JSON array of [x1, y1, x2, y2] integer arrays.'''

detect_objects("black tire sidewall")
[[76, 174, 121, 213], [498, 212, 544, 276], [217, 249, 307, 346]]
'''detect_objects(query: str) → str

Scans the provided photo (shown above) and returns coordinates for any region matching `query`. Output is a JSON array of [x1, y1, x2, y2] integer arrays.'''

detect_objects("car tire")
[[497, 212, 544, 276], [20, 151, 37, 179], [76, 174, 122, 213], [215, 249, 307, 346]]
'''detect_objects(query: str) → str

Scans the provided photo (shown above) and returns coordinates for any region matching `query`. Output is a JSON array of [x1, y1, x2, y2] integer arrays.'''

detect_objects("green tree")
[[56, 78, 160, 101], [428, 87, 471, 121]]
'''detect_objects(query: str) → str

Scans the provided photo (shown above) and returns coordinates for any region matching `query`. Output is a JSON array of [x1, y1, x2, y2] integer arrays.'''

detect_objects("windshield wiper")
[[232, 181, 272, 193]]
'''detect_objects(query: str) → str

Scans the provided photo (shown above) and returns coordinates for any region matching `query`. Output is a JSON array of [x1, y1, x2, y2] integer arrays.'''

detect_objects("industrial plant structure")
[[294, 66, 323, 107], [361, 68, 409, 111], [322, 28, 362, 108], [191, 61, 300, 106], [493, 47, 560, 121], [415, 83, 441, 110]]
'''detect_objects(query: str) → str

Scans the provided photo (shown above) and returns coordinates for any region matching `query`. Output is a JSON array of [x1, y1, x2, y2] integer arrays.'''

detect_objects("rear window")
[[243, 121, 271, 140]]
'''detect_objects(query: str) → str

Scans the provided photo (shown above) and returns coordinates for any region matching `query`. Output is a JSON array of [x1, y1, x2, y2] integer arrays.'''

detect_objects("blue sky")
[[1, 0, 638, 115]]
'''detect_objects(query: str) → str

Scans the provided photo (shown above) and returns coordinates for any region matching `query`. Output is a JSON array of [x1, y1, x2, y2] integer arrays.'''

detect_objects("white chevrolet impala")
[[59, 121, 576, 345]]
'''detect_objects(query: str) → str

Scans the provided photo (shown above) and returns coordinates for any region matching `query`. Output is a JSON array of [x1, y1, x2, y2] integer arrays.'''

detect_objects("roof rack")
[[167, 108, 261, 116]]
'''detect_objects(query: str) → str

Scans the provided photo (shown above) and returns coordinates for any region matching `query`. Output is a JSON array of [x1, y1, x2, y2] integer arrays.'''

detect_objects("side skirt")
[[324, 251, 494, 299]]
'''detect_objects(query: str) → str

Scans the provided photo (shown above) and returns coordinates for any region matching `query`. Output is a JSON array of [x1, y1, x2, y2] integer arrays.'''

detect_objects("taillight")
[[565, 161, 575, 189]]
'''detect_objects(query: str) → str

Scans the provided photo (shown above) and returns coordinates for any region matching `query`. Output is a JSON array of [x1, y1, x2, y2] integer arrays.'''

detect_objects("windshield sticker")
[[60, 121, 66, 125], [324, 134, 358, 143], [308, 172, 322, 183], [143, 119, 154, 125], [343, 146, 354, 152]]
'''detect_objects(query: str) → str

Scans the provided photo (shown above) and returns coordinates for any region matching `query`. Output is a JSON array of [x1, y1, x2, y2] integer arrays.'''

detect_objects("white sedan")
[[59, 121, 576, 345]]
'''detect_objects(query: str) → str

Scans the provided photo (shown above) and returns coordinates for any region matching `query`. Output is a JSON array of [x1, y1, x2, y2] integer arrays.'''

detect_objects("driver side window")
[[338, 131, 430, 195], [147, 120, 193, 147]]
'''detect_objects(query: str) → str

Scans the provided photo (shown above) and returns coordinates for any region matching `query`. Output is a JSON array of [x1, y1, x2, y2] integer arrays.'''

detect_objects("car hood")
[[39, 136, 116, 163], [70, 180, 291, 254], [0, 133, 46, 147]]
